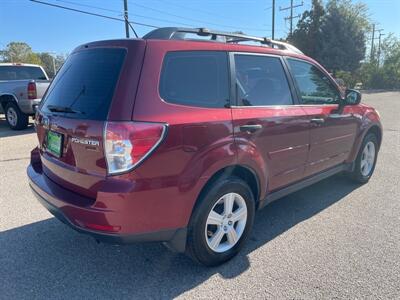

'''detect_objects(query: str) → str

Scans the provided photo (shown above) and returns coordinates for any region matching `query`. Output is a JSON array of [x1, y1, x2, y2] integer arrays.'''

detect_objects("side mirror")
[[344, 89, 361, 105]]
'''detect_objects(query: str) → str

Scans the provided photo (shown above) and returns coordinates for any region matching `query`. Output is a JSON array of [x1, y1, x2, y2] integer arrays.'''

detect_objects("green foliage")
[[360, 34, 400, 89], [289, 0, 325, 58], [0, 42, 65, 78], [289, 0, 400, 89], [292, 0, 369, 73], [37, 52, 66, 78], [290, 0, 369, 72], [0, 42, 33, 63], [26, 53, 42, 65], [316, 0, 369, 73], [335, 70, 359, 88]]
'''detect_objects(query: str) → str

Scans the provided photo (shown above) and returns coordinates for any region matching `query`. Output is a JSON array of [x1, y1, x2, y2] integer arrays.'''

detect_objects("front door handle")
[[310, 118, 325, 125], [239, 124, 263, 133]]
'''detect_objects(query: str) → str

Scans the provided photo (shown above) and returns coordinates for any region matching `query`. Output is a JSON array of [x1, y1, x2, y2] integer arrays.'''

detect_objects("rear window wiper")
[[47, 105, 85, 114]]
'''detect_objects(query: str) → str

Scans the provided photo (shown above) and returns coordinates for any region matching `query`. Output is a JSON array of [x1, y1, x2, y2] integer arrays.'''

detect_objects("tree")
[[26, 53, 42, 65], [0, 42, 66, 78], [0, 42, 33, 63], [37, 53, 66, 78], [289, 0, 370, 74], [381, 36, 400, 88], [289, 0, 325, 58], [316, 0, 369, 73], [361, 34, 400, 89]]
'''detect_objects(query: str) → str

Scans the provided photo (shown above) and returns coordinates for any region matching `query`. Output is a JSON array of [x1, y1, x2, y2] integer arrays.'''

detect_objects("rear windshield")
[[0, 66, 47, 80], [41, 48, 126, 120]]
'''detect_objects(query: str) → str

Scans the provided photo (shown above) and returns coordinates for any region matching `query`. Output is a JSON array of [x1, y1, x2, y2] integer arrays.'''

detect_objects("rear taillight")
[[104, 121, 167, 175], [27, 81, 37, 100]]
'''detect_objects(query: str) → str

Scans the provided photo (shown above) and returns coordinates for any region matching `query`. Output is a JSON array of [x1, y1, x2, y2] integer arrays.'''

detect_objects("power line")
[[30, 0, 159, 32], [51, 0, 257, 34], [55, 0, 196, 27], [284, 14, 301, 35], [129, 0, 269, 32], [31, 0, 273, 40], [54, 0, 121, 14], [153, 0, 258, 24], [122, 13, 139, 38], [35, 0, 270, 37], [280, 0, 304, 36], [127, 13, 197, 28], [53, 0, 200, 28]]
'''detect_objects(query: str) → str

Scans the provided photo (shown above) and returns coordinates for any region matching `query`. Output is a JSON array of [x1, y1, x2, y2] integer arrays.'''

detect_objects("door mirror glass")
[[345, 89, 361, 105]]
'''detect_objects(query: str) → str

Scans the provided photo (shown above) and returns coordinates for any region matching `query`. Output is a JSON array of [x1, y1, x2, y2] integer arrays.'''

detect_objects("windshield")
[[40, 48, 126, 120], [0, 66, 47, 80]]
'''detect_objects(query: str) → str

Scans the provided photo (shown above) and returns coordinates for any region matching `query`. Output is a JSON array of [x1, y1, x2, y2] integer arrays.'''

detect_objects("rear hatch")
[[35, 40, 146, 199]]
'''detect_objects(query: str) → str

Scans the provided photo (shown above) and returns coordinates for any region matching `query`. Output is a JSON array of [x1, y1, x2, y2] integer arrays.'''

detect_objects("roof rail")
[[142, 27, 303, 54]]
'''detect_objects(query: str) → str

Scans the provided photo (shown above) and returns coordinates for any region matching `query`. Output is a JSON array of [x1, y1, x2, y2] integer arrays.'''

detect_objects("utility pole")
[[272, 0, 275, 40], [123, 0, 130, 38], [280, 0, 303, 36], [370, 24, 375, 61], [49, 52, 57, 78], [370, 24, 383, 62], [377, 32, 385, 67], [52, 55, 56, 77]]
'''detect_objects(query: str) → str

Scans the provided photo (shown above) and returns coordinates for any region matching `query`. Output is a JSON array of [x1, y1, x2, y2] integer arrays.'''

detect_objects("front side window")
[[160, 51, 229, 108], [234, 54, 293, 106], [287, 59, 340, 105]]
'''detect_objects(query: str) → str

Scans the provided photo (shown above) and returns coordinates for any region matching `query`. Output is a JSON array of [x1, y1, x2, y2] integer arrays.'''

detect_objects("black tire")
[[185, 176, 255, 267], [5, 102, 29, 130], [349, 133, 379, 183]]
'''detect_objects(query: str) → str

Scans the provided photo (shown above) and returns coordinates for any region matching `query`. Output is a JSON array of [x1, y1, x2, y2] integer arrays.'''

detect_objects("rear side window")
[[234, 54, 293, 106], [160, 51, 229, 108], [0, 66, 47, 80], [41, 48, 126, 120]]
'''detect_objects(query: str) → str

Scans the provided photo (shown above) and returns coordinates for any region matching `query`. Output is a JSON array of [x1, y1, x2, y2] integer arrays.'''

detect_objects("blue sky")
[[1, 0, 399, 55]]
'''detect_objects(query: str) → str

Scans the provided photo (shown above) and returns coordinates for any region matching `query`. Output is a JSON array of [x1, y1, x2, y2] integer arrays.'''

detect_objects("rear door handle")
[[239, 124, 263, 133], [310, 118, 325, 125]]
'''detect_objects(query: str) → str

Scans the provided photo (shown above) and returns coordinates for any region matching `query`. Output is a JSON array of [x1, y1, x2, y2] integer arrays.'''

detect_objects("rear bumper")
[[29, 182, 182, 244], [27, 162, 187, 251]]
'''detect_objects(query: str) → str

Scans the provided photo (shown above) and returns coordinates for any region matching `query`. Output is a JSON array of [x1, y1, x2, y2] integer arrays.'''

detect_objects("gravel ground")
[[0, 92, 399, 299]]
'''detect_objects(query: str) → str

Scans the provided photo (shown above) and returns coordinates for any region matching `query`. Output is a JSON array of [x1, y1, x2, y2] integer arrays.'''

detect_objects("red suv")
[[28, 28, 382, 266]]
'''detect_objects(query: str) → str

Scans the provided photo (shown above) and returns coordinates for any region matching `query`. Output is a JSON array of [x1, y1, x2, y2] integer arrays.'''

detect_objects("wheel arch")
[[192, 165, 261, 216], [0, 93, 18, 111], [347, 122, 383, 164], [366, 125, 382, 149]]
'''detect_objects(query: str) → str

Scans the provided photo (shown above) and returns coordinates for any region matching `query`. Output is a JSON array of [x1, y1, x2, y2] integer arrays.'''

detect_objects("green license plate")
[[47, 131, 63, 157]]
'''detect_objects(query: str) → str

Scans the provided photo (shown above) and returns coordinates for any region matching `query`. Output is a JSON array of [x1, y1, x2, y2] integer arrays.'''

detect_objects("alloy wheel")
[[360, 141, 375, 176], [205, 192, 248, 253], [6, 106, 18, 127]]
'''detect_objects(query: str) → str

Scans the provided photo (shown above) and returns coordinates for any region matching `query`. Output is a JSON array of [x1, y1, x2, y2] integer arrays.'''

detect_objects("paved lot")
[[0, 92, 399, 299]]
